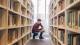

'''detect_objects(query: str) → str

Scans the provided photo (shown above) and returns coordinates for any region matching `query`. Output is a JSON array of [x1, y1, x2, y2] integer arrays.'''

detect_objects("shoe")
[[39, 37, 44, 39]]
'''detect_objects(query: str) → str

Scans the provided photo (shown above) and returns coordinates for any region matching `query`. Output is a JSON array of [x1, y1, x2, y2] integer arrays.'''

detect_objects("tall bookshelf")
[[0, 0, 33, 45], [49, 0, 80, 45]]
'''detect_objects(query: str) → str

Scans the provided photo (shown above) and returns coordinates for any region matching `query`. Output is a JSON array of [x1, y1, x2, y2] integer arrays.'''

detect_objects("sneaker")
[[39, 37, 44, 39]]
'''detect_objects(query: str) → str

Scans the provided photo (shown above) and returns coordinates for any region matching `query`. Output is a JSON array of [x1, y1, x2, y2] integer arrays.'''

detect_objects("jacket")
[[32, 23, 43, 32]]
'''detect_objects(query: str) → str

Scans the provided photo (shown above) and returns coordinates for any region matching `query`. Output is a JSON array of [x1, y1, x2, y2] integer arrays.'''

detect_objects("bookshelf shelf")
[[0, 0, 33, 45], [49, 0, 80, 45], [0, 5, 7, 10]]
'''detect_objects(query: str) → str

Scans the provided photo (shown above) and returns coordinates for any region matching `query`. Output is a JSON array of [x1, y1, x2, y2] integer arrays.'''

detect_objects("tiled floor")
[[26, 32, 53, 45]]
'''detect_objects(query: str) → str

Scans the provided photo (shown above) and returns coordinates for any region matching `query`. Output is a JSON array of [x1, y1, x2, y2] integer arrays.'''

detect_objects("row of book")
[[13, 36, 28, 45], [8, 0, 20, 11], [58, 0, 65, 12], [8, 0, 27, 13], [27, 11, 33, 19], [52, 28, 80, 45], [8, 29, 18, 43], [8, 13, 29, 27], [13, 34, 31, 45], [58, 29, 64, 43], [54, 0, 65, 15], [67, 10, 80, 29], [21, 7, 26, 15], [8, 13, 20, 27], [8, 27, 30, 44], [67, 31, 80, 45], [58, 14, 65, 26]]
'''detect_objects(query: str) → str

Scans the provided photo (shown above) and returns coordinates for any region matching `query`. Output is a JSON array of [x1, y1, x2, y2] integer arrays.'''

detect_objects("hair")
[[37, 19, 41, 21]]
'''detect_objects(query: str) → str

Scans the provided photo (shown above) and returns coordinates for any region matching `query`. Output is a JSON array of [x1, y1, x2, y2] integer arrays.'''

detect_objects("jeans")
[[32, 31, 44, 39]]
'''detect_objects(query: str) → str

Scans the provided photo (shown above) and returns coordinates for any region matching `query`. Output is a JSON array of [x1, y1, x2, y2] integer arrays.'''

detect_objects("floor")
[[26, 32, 53, 45]]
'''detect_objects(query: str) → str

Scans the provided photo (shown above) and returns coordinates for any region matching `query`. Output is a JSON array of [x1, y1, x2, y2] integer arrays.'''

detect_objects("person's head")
[[37, 19, 41, 24]]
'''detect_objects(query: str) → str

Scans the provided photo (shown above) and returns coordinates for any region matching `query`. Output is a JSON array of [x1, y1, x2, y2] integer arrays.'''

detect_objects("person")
[[32, 19, 44, 39]]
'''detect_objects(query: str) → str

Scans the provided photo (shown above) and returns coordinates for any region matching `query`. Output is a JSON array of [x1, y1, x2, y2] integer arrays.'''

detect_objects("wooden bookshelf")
[[49, 0, 80, 45], [0, 0, 33, 45]]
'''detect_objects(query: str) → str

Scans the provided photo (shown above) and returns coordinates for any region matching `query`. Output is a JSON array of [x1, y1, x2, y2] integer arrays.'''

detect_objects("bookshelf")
[[49, 0, 80, 45], [0, 0, 33, 45]]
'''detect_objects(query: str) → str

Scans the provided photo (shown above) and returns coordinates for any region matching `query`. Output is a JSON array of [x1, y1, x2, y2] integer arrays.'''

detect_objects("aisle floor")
[[26, 32, 53, 45]]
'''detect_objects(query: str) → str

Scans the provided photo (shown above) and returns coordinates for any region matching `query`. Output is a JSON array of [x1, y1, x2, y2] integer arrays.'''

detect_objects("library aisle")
[[26, 32, 53, 45]]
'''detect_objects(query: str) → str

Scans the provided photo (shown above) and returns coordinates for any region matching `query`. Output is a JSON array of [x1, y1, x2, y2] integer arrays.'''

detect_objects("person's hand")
[[38, 26, 42, 29]]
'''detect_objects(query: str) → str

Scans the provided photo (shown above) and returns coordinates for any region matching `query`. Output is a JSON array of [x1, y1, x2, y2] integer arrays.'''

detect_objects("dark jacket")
[[32, 23, 43, 32]]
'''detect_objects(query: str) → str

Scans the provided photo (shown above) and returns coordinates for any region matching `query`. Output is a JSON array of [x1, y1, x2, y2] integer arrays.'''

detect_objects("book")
[[54, 17, 57, 26], [8, 30, 14, 43], [78, 10, 80, 27], [0, 9, 3, 27], [13, 2, 19, 12], [60, 30, 64, 43], [10, 0, 14, 10], [58, 30, 61, 39], [76, 35, 80, 45], [21, 27, 25, 35], [67, 10, 73, 28], [74, 10, 78, 29], [78, 10, 80, 28], [58, 15, 65, 26], [68, 34, 73, 45], [8, 13, 13, 26], [67, 31, 73, 45], [0, 31, 4, 45], [12, 14, 18, 26], [0, 0, 3, 5], [8, 0, 10, 9], [15, 30, 18, 39]]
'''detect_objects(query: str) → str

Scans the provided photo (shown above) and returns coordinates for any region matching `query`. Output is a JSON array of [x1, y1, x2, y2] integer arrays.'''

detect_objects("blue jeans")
[[32, 31, 44, 39]]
